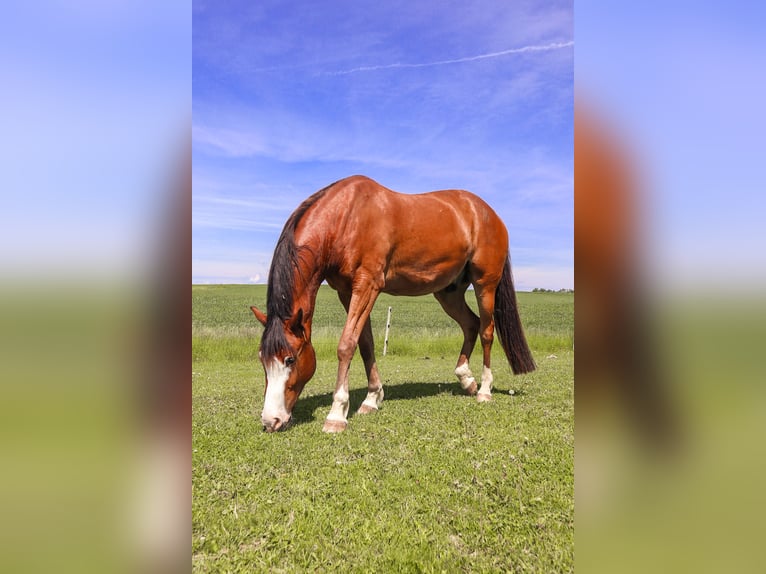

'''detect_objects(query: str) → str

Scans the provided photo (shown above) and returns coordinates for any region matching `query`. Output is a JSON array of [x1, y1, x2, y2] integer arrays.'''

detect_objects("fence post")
[[383, 306, 392, 356]]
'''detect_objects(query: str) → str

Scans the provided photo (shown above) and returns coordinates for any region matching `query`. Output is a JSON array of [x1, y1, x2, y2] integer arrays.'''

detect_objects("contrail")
[[322, 40, 573, 76]]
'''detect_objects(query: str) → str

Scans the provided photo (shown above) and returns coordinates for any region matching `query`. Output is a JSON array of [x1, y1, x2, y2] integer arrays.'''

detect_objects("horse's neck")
[[294, 274, 321, 314], [292, 246, 326, 327]]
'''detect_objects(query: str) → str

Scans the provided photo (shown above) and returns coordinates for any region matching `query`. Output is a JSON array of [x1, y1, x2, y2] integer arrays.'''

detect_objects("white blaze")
[[261, 359, 291, 427]]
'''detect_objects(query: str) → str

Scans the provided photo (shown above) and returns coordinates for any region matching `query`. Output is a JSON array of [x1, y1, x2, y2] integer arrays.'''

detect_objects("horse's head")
[[250, 305, 316, 432]]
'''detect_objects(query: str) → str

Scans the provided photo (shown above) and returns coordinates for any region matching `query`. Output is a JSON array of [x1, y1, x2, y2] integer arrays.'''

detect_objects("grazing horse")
[[250, 175, 536, 433]]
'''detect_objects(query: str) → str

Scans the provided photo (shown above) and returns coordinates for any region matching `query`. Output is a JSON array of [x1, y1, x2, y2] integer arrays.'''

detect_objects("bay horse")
[[250, 175, 536, 433]]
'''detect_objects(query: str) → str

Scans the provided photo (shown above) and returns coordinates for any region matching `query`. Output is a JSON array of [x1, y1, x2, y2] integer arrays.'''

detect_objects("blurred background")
[[576, 2, 766, 573], [1, 1, 765, 573], [0, 2, 189, 573]]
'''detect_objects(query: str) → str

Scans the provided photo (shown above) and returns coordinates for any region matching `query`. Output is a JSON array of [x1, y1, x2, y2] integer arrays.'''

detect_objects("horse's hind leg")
[[471, 281, 499, 403], [434, 286, 480, 395]]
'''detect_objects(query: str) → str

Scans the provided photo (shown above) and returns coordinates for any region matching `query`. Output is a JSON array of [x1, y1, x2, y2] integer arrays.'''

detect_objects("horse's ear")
[[250, 306, 267, 326], [290, 308, 304, 337]]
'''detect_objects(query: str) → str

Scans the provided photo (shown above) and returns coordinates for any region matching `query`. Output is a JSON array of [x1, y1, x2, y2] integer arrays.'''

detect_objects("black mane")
[[260, 182, 335, 359]]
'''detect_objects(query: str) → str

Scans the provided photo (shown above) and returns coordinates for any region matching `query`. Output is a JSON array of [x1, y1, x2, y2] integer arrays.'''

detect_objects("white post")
[[383, 306, 392, 356]]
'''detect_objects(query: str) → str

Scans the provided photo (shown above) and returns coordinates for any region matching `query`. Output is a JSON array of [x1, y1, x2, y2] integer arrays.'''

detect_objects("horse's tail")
[[494, 257, 536, 374]]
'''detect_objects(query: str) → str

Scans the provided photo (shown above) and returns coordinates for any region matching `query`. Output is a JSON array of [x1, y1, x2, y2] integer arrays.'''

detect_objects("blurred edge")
[[575, 3, 766, 573], [0, 143, 191, 574], [0, 3, 190, 574]]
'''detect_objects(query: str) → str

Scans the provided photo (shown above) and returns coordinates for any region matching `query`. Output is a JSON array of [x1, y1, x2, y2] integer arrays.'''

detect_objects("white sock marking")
[[361, 387, 384, 410], [326, 388, 350, 423], [478, 366, 493, 396], [455, 362, 476, 389]]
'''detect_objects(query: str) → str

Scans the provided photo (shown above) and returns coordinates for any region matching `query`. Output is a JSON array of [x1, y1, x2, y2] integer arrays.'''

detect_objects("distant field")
[[193, 285, 573, 572]]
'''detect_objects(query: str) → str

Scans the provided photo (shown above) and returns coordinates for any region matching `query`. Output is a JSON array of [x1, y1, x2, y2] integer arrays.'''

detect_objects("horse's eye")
[[285, 356, 296, 366]]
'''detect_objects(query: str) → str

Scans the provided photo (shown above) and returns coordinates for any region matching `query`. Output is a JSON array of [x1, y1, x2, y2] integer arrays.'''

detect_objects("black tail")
[[494, 258, 536, 374]]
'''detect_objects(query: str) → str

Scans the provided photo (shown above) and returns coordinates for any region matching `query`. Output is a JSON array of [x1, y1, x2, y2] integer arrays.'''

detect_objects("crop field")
[[193, 285, 574, 572]]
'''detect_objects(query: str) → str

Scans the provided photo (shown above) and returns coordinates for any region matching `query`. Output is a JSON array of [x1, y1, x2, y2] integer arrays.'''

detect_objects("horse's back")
[[302, 176, 509, 293], [328, 175, 505, 241]]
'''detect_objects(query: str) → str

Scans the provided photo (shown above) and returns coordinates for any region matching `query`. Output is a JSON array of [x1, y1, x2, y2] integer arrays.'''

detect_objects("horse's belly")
[[382, 258, 466, 296]]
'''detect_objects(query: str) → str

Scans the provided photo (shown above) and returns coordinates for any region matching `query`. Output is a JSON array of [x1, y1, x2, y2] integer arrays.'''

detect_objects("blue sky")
[[577, 1, 766, 290], [0, 2, 189, 280], [193, 0, 573, 289]]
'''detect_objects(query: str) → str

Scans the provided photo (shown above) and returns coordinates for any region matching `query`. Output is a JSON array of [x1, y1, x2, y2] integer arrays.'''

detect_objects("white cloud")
[[192, 181, 293, 231], [192, 124, 269, 158], [321, 41, 573, 76]]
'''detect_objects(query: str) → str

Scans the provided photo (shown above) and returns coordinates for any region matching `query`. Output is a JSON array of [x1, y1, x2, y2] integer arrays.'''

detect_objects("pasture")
[[193, 285, 573, 572]]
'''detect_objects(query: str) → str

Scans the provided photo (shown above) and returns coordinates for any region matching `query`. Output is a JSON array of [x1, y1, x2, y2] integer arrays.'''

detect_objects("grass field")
[[193, 285, 573, 572]]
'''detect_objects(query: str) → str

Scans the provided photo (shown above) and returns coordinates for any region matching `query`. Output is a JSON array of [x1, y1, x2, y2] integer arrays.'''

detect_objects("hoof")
[[476, 393, 492, 403], [465, 381, 478, 396], [322, 419, 347, 433], [357, 403, 378, 415]]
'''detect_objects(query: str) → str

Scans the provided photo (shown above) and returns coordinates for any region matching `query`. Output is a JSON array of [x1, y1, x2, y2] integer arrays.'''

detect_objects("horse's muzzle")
[[262, 416, 292, 433]]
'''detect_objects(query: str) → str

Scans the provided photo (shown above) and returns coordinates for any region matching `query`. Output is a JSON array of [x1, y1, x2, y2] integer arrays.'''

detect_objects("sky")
[[577, 1, 766, 290], [0, 2, 189, 281], [192, 0, 574, 290]]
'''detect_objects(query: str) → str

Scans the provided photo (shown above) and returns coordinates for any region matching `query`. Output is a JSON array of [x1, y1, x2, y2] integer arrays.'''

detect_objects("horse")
[[250, 175, 536, 433]]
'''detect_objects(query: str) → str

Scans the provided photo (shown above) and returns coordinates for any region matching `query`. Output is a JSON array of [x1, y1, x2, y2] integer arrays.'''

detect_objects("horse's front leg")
[[324, 282, 381, 433], [356, 316, 384, 414], [335, 291, 384, 416]]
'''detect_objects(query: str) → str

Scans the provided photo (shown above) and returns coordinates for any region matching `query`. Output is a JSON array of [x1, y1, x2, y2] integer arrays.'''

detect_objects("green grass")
[[193, 285, 573, 572]]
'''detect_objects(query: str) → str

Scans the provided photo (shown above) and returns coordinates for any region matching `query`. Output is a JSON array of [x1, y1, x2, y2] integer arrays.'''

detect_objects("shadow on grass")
[[291, 380, 471, 428]]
